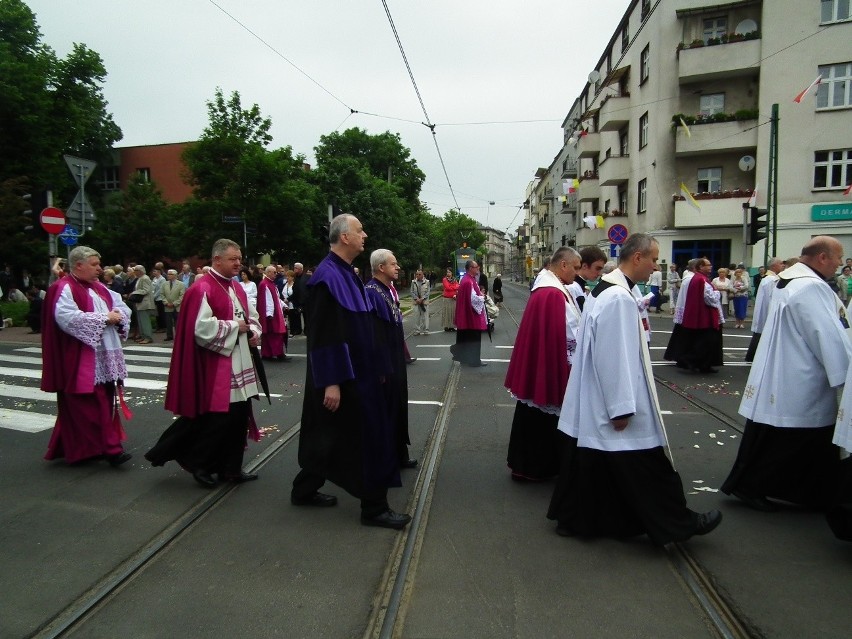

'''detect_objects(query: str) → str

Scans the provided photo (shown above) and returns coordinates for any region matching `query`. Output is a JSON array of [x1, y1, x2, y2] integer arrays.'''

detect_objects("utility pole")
[[764, 103, 779, 265]]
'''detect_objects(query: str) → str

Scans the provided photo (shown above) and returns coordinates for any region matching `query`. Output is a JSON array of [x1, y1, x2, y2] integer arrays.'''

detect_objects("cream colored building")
[[529, 0, 852, 269]]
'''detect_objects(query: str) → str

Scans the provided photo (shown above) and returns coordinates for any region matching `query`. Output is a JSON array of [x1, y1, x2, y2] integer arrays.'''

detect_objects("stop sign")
[[40, 207, 66, 234]]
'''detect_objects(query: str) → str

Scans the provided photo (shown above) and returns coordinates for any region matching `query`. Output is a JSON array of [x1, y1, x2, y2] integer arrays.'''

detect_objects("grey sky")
[[28, 0, 626, 233]]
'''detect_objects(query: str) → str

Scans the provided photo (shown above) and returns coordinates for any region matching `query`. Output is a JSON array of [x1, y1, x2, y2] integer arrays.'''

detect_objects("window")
[[638, 179, 647, 214], [622, 27, 629, 52], [703, 16, 728, 43], [639, 112, 649, 149], [641, 0, 650, 20], [619, 128, 629, 156], [640, 44, 650, 83], [136, 168, 151, 183], [813, 149, 852, 189], [699, 93, 725, 116], [816, 62, 852, 108], [821, 0, 851, 23], [604, 198, 611, 213], [98, 166, 120, 191], [619, 188, 628, 213], [697, 167, 722, 193]]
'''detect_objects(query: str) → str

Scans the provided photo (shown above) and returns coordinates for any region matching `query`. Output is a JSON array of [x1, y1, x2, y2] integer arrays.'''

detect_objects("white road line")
[[0, 384, 53, 402], [648, 346, 748, 351], [651, 361, 751, 367], [495, 345, 513, 349], [409, 400, 443, 406], [482, 359, 510, 363], [410, 357, 442, 361], [2, 354, 168, 376], [1, 367, 166, 390], [0, 408, 55, 433]]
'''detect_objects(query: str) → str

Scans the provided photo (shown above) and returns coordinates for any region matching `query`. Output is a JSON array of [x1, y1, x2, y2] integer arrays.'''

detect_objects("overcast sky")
[[28, 0, 627, 233]]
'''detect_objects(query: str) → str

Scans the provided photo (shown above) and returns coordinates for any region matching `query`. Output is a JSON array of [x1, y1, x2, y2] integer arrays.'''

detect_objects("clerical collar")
[[803, 262, 829, 281], [575, 275, 587, 289], [623, 274, 636, 289], [209, 268, 231, 283]]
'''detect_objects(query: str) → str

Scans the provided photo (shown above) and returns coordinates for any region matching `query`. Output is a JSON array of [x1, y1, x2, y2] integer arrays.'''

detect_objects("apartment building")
[[527, 0, 852, 270]]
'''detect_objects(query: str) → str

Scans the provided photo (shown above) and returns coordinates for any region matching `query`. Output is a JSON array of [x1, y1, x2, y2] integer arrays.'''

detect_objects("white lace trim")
[[510, 392, 562, 416], [95, 346, 128, 384]]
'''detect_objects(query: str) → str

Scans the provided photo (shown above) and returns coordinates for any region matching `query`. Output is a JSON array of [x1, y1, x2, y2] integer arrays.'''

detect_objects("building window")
[[638, 179, 647, 213], [703, 16, 728, 43], [697, 167, 723, 193], [821, 0, 851, 23], [816, 62, 852, 108], [813, 149, 852, 189], [619, 127, 629, 156], [619, 188, 628, 213], [621, 26, 629, 52], [640, 44, 650, 83], [136, 168, 151, 183], [699, 93, 726, 116], [641, 0, 650, 20], [639, 112, 649, 149], [98, 166, 120, 191]]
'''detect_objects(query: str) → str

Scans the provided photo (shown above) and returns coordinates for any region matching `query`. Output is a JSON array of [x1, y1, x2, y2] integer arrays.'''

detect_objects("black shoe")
[[400, 458, 418, 469], [468, 362, 487, 367], [224, 471, 258, 483], [361, 509, 412, 530], [694, 510, 723, 535], [193, 470, 217, 488], [291, 492, 338, 507], [732, 490, 778, 512], [555, 524, 573, 537], [699, 367, 719, 374], [406, 358, 417, 365], [279, 356, 292, 361], [107, 452, 132, 467]]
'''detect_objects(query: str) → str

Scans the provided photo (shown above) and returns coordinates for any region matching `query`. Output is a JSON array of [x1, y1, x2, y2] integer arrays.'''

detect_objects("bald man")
[[723, 236, 852, 512]]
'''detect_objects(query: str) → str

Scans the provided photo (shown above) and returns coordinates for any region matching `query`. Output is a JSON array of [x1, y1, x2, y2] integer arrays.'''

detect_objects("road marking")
[[648, 346, 748, 351], [409, 400, 443, 406], [0, 408, 55, 433], [0, 383, 53, 402], [0, 367, 166, 390]]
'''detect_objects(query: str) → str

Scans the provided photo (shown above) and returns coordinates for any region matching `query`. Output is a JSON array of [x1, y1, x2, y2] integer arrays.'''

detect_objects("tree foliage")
[[0, 0, 122, 275], [432, 209, 486, 267], [179, 88, 327, 262]]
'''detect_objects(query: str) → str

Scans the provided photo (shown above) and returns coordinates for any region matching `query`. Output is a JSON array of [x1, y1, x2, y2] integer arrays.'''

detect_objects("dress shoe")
[[406, 358, 417, 365], [291, 492, 338, 507], [555, 524, 573, 537], [107, 452, 132, 467], [361, 509, 412, 530], [732, 490, 778, 512], [468, 362, 488, 367], [224, 471, 258, 483], [699, 367, 718, 374], [193, 470, 217, 488], [400, 458, 418, 469], [694, 509, 723, 535]]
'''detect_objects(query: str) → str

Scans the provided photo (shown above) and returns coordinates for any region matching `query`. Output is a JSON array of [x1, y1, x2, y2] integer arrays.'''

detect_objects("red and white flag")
[[844, 183, 852, 196], [793, 75, 822, 103]]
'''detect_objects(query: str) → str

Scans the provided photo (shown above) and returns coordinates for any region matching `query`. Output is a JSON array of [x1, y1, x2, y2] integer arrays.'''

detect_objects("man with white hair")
[[258, 265, 289, 361], [131, 264, 155, 344], [161, 269, 185, 341], [366, 249, 417, 469], [42, 245, 133, 467], [291, 214, 411, 530], [744, 257, 785, 362]]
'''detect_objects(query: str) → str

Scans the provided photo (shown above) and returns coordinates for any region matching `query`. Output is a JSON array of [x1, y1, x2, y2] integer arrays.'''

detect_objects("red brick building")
[[100, 141, 195, 203]]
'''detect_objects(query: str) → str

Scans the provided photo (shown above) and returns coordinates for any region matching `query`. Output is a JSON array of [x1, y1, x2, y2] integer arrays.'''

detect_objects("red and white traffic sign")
[[40, 207, 66, 235]]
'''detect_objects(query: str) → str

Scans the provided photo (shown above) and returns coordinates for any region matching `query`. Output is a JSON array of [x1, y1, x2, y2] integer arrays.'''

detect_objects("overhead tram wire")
[[379, 0, 462, 214]]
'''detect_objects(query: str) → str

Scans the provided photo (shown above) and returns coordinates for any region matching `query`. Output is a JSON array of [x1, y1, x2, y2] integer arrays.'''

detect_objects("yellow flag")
[[680, 183, 700, 212]]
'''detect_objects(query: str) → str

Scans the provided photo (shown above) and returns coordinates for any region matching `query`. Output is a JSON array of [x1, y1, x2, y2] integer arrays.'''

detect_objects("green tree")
[[86, 175, 174, 267], [0, 0, 122, 272], [180, 88, 326, 262], [312, 128, 431, 271], [433, 209, 486, 268]]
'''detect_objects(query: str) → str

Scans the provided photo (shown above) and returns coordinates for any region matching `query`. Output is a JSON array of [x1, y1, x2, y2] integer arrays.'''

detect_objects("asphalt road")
[[0, 282, 850, 638]]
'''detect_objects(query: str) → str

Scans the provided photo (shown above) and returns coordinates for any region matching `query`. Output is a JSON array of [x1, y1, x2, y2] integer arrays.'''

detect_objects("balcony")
[[599, 96, 631, 132], [678, 39, 761, 83], [675, 118, 758, 157], [599, 154, 630, 186], [578, 174, 600, 202], [575, 227, 605, 246], [577, 132, 600, 159], [674, 196, 751, 228]]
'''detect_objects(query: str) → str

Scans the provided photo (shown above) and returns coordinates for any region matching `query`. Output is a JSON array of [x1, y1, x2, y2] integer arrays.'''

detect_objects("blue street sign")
[[60, 225, 79, 246]]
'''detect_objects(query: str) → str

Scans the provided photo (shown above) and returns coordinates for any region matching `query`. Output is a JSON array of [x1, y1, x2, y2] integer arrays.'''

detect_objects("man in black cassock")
[[365, 249, 417, 470], [290, 214, 411, 530]]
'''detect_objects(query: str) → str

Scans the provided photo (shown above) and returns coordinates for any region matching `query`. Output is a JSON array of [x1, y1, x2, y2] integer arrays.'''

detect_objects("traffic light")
[[748, 206, 768, 245]]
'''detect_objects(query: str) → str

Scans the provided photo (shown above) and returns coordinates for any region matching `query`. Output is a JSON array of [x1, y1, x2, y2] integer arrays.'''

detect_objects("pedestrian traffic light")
[[748, 207, 768, 245]]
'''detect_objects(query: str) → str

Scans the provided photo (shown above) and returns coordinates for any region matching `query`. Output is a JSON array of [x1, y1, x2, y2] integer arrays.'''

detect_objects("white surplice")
[[740, 262, 852, 429], [750, 272, 779, 334], [557, 268, 668, 452]]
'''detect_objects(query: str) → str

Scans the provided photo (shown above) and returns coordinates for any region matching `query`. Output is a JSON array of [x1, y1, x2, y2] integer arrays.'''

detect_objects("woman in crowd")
[[711, 267, 734, 318], [731, 266, 751, 329], [441, 268, 459, 331], [238, 267, 258, 310]]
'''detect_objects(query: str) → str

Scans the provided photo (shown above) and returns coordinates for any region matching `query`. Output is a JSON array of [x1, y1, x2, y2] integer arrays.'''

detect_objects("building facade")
[[529, 0, 852, 269], [98, 142, 195, 204]]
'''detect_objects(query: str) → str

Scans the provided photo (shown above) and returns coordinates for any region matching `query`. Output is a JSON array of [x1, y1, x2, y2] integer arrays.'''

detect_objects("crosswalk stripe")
[[1, 367, 165, 390], [0, 383, 54, 402], [0, 408, 55, 433]]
